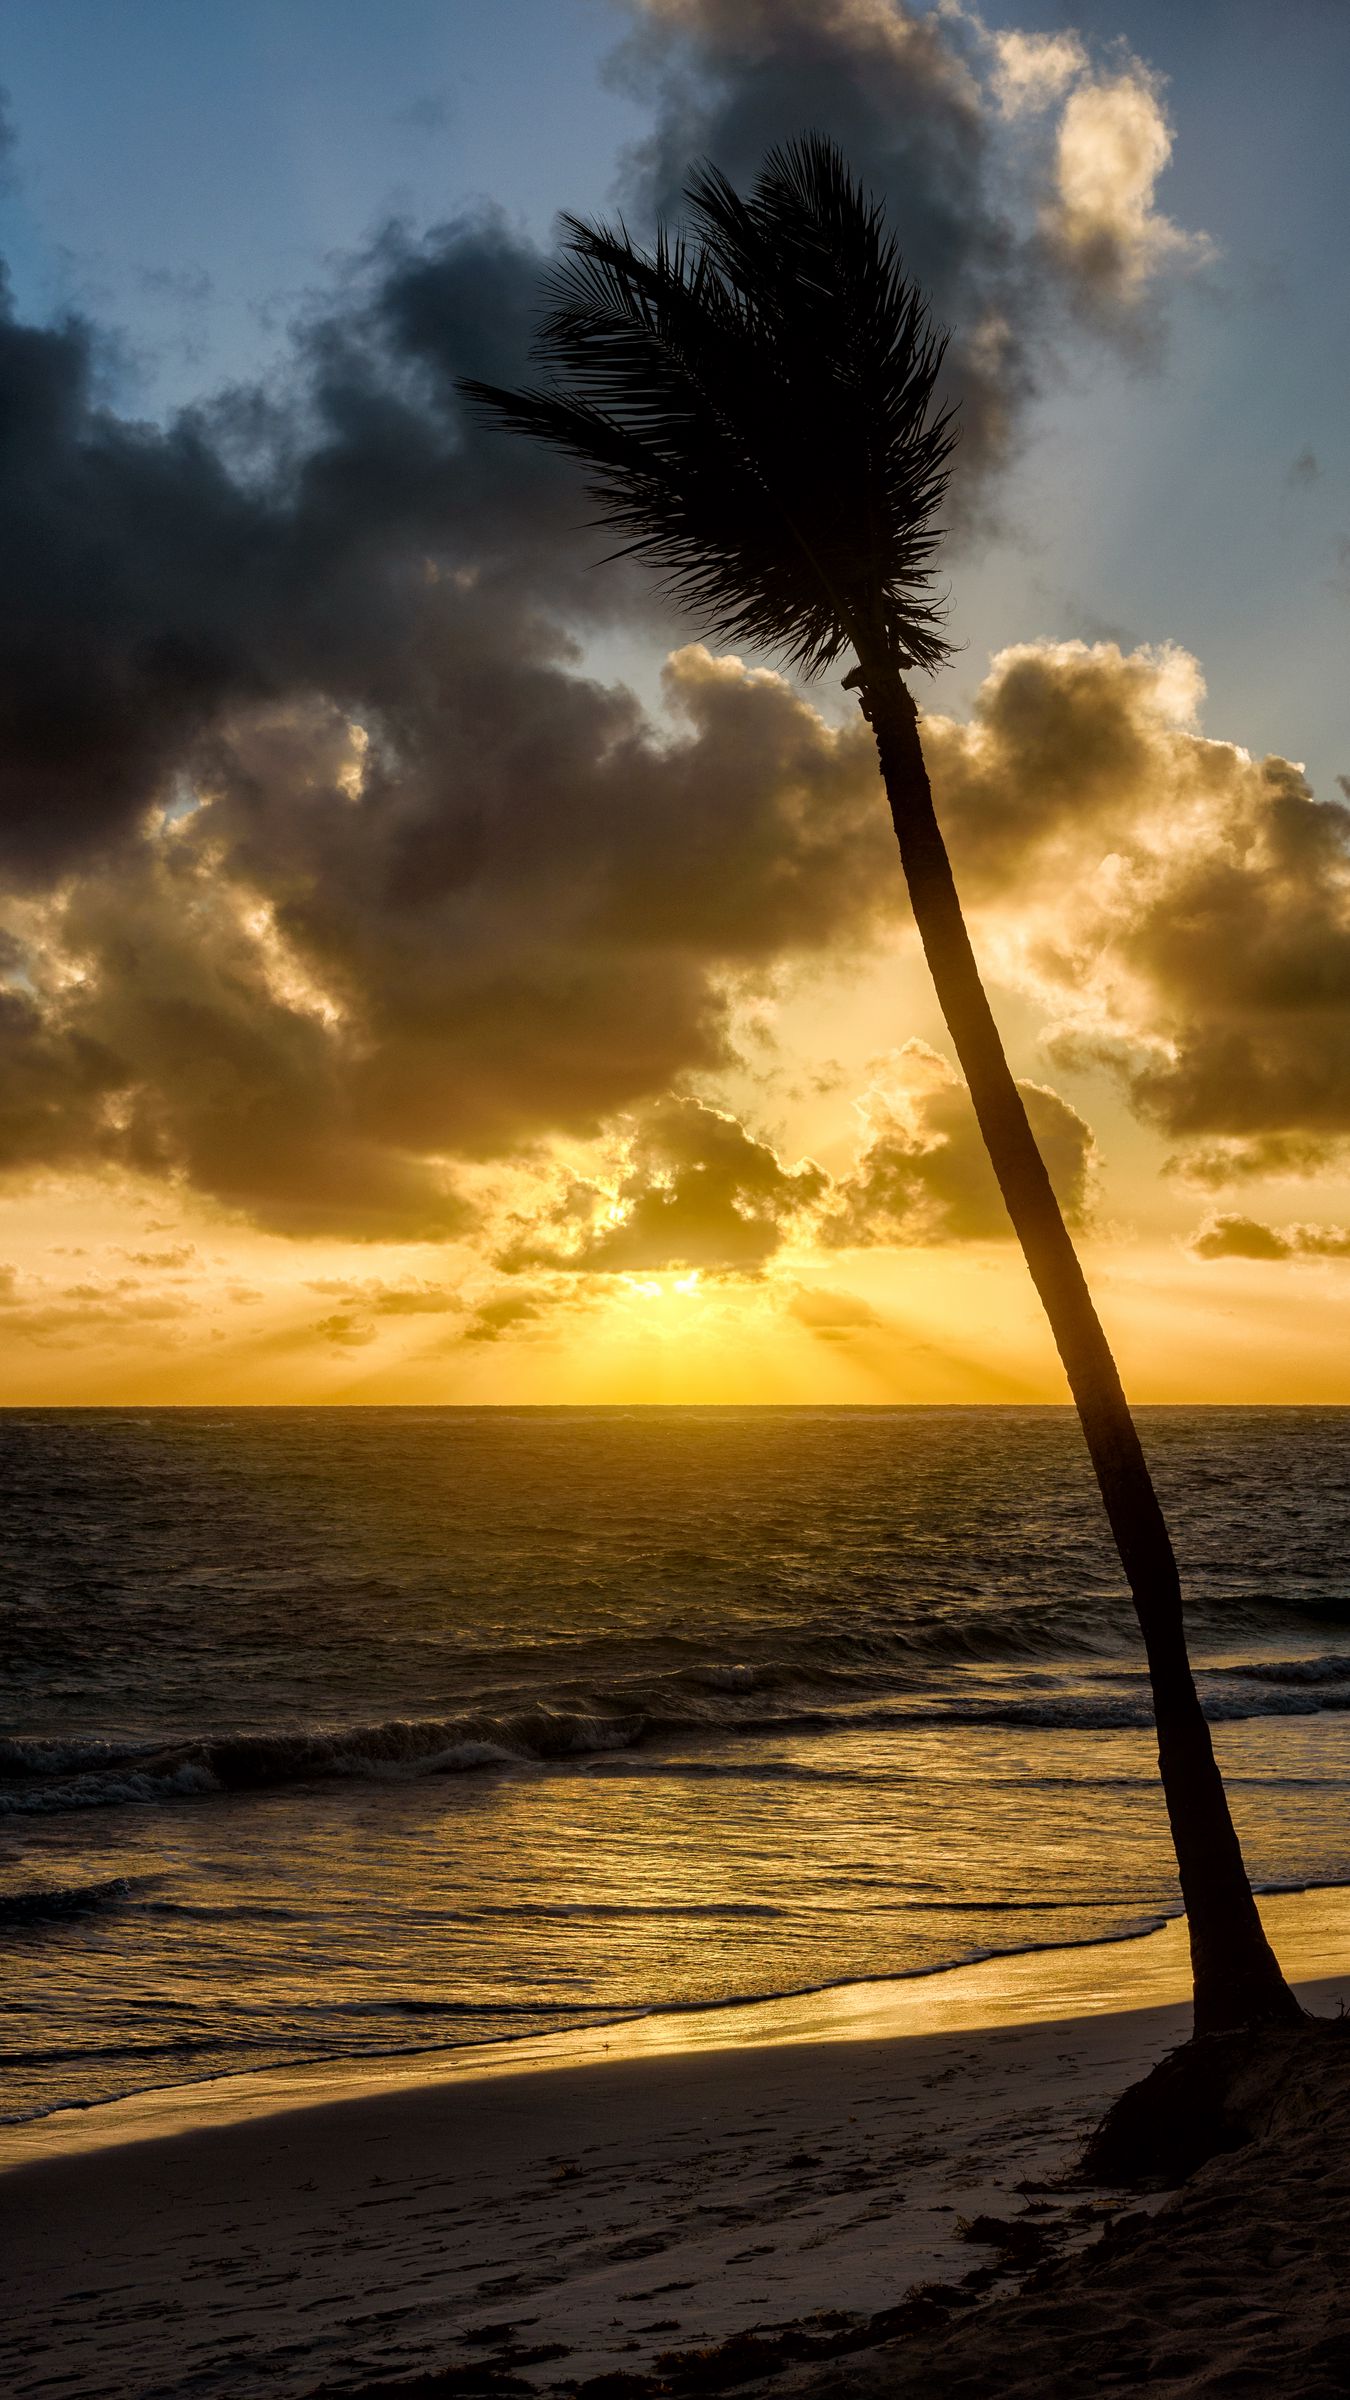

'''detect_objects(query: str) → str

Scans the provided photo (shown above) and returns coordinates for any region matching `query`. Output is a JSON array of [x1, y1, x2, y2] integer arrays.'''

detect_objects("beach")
[[5, 1886, 1349, 2400], [8, 1412, 1350, 2397]]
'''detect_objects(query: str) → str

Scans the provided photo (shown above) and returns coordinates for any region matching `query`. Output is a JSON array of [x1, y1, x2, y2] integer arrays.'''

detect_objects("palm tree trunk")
[[859, 665, 1300, 2036]]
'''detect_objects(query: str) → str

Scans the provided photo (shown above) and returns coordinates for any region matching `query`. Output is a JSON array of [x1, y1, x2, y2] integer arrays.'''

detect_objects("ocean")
[[3, 1405, 1349, 2130]]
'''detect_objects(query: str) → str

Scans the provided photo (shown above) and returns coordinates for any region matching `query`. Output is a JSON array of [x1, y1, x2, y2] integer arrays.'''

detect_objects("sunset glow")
[[1, 5, 1348, 1405]]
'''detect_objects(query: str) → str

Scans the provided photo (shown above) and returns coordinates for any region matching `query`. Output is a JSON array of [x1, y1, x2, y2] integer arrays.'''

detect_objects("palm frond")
[[461, 133, 957, 678]]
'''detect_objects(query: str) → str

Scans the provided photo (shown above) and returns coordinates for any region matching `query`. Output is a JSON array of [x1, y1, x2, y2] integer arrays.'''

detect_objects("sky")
[[0, 0, 1348, 1403]]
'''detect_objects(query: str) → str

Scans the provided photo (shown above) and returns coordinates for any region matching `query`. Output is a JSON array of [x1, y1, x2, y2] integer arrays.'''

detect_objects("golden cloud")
[[494, 1054, 1094, 1290], [0, 653, 890, 1238], [925, 640, 1350, 1180], [1190, 1214, 1350, 1263], [821, 1040, 1095, 1248]]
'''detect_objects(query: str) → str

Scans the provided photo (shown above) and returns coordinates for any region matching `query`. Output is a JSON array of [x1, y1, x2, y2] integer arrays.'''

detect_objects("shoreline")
[[0, 1903, 1172, 2152], [5, 1882, 1348, 2176], [3, 1891, 1348, 2400]]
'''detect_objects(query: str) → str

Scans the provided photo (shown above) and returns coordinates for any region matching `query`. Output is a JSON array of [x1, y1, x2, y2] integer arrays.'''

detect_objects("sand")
[[784, 2015, 1350, 2400], [4, 1887, 1350, 2400]]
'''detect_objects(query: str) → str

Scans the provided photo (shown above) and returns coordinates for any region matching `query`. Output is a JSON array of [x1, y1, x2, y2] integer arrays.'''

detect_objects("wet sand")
[[4, 1888, 1349, 2400]]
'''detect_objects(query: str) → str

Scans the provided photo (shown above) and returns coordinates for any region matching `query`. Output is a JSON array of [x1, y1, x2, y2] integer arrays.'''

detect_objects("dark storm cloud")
[[0, 174, 909, 1235], [0, 293, 269, 879], [608, 2, 1205, 526], [922, 636, 1164, 899], [0, 646, 892, 1234], [0, 202, 678, 887], [0, 0, 1092, 895], [1102, 755, 1350, 1160], [3, 809, 483, 1239], [0, 980, 125, 1176], [211, 647, 890, 1168], [0, 5, 1206, 888], [1122, 814, 1350, 1153], [610, 0, 1030, 519]]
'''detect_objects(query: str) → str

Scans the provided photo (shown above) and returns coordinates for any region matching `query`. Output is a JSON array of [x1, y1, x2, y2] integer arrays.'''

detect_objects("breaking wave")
[[5, 1641, 1350, 1818], [0, 1708, 640, 1817]]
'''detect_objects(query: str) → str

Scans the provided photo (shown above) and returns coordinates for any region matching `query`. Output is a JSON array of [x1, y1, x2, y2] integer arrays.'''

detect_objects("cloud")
[[1042, 66, 1210, 314], [987, 25, 1209, 318], [1280, 1225, 1350, 1258], [1189, 1212, 1292, 1261], [313, 1309, 379, 1346], [823, 1040, 1095, 1246], [991, 30, 1086, 117], [923, 635, 1206, 899], [0, 833, 483, 1240], [0, 205, 637, 886], [0, 1262, 193, 1346], [786, 1283, 882, 1336], [612, 2, 1209, 521], [0, 645, 892, 1236], [1165, 1134, 1341, 1189], [499, 1095, 827, 1275], [0, 35, 1206, 1249], [920, 640, 1350, 1179], [0, 75, 912, 1246], [460, 1290, 550, 1342], [494, 1055, 1094, 1287], [368, 1283, 459, 1315], [1190, 1213, 1350, 1262], [307, 1276, 459, 1314]]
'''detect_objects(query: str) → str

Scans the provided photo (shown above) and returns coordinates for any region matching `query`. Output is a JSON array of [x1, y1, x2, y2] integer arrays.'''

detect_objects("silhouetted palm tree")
[[464, 134, 1299, 2035]]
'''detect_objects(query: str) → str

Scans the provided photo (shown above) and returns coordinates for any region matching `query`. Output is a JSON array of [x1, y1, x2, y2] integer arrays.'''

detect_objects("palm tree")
[[464, 134, 1300, 2035]]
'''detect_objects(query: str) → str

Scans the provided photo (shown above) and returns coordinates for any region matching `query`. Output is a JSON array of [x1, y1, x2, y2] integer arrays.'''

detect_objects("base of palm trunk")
[[1081, 2013, 1342, 2189], [1188, 1925, 1308, 2038]]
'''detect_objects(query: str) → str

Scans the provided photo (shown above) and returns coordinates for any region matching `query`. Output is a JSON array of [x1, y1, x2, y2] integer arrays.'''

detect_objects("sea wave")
[[0, 1735, 161, 1778], [914, 1687, 1350, 1733], [0, 1876, 143, 1928], [0, 1706, 642, 1817], [6, 1658, 1350, 1821], [1212, 1654, 1350, 1687], [0, 2035, 224, 2068]]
